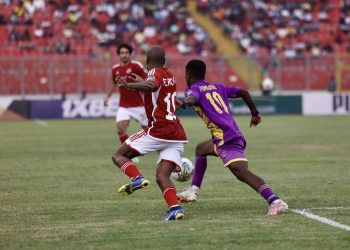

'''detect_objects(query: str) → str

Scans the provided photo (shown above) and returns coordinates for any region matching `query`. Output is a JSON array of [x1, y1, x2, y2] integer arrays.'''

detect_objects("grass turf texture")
[[1, 116, 350, 249]]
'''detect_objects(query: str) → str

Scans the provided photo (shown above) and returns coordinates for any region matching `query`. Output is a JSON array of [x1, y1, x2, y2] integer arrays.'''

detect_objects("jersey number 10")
[[164, 92, 177, 120], [205, 91, 229, 114]]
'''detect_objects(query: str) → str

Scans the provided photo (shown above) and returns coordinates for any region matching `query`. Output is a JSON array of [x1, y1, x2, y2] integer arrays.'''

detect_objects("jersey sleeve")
[[225, 85, 241, 98], [146, 68, 162, 90], [185, 85, 200, 99], [134, 63, 147, 79], [111, 66, 118, 82]]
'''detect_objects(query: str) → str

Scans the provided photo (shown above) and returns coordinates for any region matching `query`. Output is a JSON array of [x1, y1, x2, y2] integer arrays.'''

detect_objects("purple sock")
[[258, 184, 280, 205], [191, 156, 207, 188]]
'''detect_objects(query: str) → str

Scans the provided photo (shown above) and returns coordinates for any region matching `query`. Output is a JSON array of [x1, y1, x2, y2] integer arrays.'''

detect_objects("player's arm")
[[176, 95, 198, 109], [103, 81, 117, 107], [236, 89, 261, 127], [115, 76, 155, 92]]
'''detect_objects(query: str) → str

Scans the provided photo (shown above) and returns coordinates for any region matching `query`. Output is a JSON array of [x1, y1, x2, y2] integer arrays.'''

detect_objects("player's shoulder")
[[130, 60, 144, 68], [112, 63, 121, 69], [214, 82, 229, 90]]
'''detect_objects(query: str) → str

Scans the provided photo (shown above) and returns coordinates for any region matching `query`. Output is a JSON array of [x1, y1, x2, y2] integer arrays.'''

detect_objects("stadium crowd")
[[1, 0, 349, 57], [197, 0, 350, 57], [0, 0, 216, 56]]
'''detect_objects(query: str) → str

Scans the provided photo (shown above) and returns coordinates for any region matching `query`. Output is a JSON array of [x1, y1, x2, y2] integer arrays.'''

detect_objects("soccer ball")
[[171, 158, 194, 182]]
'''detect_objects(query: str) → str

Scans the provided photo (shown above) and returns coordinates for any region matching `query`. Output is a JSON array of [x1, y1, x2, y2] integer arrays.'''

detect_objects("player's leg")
[[157, 145, 185, 221], [111, 131, 150, 195], [128, 107, 148, 163], [177, 139, 216, 202], [192, 139, 217, 188], [129, 106, 148, 129], [116, 120, 129, 144], [116, 107, 130, 144], [227, 161, 288, 215]]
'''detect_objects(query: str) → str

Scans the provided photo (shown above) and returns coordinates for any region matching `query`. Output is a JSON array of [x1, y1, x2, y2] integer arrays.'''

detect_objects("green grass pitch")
[[1, 116, 350, 249]]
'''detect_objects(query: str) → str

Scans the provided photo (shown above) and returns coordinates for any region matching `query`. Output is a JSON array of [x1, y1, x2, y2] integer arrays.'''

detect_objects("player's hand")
[[250, 115, 261, 127], [114, 76, 127, 87], [103, 97, 109, 107], [175, 99, 184, 110], [129, 73, 144, 82]]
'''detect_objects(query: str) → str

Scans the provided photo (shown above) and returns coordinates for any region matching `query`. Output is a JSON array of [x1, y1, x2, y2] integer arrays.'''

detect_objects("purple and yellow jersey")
[[185, 80, 243, 146]]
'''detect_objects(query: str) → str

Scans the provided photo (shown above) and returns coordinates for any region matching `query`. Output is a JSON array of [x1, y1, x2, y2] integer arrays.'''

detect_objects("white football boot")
[[268, 199, 288, 215], [177, 186, 199, 203]]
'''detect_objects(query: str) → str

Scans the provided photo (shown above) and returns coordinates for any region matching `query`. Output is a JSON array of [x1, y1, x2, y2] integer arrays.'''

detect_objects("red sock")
[[119, 160, 141, 180], [163, 186, 179, 208], [119, 134, 128, 144]]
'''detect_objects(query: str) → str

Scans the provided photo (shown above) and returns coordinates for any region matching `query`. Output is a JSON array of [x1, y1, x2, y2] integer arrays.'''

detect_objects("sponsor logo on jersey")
[[220, 152, 227, 160]]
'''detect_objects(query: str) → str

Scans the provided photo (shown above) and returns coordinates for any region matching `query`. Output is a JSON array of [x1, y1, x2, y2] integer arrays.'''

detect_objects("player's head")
[[146, 46, 165, 70], [117, 43, 133, 64], [185, 59, 206, 87]]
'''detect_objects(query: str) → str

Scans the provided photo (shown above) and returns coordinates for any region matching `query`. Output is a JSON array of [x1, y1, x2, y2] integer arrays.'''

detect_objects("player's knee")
[[195, 144, 205, 156], [229, 165, 247, 182], [112, 154, 122, 166], [117, 129, 126, 136]]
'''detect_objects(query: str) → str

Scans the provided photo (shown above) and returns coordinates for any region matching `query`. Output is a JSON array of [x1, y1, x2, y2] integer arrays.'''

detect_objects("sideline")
[[33, 119, 48, 126], [292, 209, 350, 231]]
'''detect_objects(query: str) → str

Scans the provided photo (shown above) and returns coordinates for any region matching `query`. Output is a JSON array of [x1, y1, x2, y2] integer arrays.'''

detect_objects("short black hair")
[[117, 43, 133, 54], [185, 59, 206, 80]]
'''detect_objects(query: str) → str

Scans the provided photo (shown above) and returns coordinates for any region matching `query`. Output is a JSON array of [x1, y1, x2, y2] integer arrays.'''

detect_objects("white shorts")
[[125, 130, 184, 168], [116, 107, 148, 126]]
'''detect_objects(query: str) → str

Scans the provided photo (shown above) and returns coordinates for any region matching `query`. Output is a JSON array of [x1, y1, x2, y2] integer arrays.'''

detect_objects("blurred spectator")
[[327, 75, 336, 92], [201, 0, 350, 57], [260, 74, 275, 96], [0, 0, 348, 57], [0, 0, 217, 56], [8, 26, 20, 43]]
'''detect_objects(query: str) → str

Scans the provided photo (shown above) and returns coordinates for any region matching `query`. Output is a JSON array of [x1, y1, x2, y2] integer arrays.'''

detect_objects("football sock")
[[119, 134, 129, 144], [258, 184, 280, 205], [119, 160, 141, 180], [163, 186, 179, 208], [191, 156, 207, 188]]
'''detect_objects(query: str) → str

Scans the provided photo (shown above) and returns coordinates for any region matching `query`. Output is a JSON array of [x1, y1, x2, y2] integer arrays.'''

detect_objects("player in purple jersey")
[[177, 59, 288, 215]]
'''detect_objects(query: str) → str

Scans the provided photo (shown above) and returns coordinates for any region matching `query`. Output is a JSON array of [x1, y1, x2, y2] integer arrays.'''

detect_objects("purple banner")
[[30, 100, 63, 119]]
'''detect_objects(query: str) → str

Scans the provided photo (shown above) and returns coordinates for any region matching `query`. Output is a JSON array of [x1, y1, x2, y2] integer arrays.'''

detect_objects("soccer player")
[[111, 46, 188, 221], [177, 59, 288, 216], [104, 43, 148, 148]]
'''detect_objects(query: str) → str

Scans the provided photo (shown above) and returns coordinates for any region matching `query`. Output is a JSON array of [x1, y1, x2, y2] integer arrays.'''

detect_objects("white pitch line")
[[33, 119, 48, 126], [307, 207, 350, 210], [292, 209, 350, 231]]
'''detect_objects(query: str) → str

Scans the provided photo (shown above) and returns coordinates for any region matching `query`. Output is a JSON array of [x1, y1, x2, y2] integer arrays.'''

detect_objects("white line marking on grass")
[[33, 119, 48, 126], [307, 207, 350, 210], [292, 209, 350, 231]]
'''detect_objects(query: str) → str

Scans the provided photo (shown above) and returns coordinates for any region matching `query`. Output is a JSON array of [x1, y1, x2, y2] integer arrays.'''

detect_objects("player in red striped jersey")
[[111, 46, 188, 221], [104, 43, 148, 148]]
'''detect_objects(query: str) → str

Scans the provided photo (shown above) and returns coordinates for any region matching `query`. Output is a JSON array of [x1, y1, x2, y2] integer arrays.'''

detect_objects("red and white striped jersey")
[[143, 68, 187, 142], [112, 60, 147, 108]]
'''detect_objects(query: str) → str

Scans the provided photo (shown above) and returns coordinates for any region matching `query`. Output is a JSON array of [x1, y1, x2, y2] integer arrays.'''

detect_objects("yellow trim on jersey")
[[194, 106, 225, 145], [213, 144, 219, 156], [212, 127, 224, 146], [224, 158, 248, 167]]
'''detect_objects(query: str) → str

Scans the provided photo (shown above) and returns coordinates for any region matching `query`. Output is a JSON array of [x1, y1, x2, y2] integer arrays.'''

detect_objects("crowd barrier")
[[2, 93, 349, 120]]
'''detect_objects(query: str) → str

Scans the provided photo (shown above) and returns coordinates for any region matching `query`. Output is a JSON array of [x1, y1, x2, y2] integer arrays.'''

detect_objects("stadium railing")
[[0, 54, 349, 96]]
